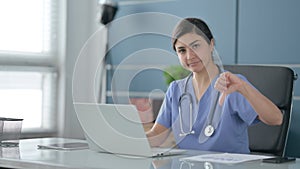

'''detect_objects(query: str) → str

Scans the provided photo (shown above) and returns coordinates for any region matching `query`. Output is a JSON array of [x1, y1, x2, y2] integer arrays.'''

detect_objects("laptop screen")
[[74, 103, 153, 157]]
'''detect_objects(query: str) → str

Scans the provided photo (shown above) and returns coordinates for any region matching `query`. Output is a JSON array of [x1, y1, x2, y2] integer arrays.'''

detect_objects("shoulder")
[[166, 76, 189, 99], [168, 77, 188, 90]]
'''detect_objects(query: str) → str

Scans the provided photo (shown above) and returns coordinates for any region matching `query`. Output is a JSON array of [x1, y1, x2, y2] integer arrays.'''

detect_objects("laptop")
[[73, 102, 186, 157]]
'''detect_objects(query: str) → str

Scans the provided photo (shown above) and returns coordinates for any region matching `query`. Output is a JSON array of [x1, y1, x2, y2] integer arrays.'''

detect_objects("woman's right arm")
[[147, 81, 177, 147], [146, 123, 170, 147]]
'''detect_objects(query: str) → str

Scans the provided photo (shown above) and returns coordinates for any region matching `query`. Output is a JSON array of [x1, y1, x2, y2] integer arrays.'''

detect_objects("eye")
[[177, 48, 186, 54], [191, 43, 200, 49]]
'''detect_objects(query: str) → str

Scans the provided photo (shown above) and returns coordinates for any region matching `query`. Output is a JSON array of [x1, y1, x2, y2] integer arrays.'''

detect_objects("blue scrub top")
[[156, 73, 258, 154]]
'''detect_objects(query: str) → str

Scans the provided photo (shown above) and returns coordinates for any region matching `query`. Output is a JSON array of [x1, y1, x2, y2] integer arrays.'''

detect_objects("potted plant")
[[163, 65, 190, 85]]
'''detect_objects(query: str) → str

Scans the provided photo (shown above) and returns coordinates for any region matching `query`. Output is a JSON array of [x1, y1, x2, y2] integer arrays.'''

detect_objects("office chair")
[[224, 65, 297, 156]]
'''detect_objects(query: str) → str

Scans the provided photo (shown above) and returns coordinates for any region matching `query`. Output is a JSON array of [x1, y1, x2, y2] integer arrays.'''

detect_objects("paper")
[[37, 142, 89, 151], [180, 153, 271, 164]]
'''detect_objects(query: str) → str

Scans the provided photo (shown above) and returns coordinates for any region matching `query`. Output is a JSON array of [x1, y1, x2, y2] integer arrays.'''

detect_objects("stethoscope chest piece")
[[204, 125, 215, 137]]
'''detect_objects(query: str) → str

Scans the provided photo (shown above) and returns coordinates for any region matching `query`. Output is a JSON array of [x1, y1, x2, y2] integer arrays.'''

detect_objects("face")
[[174, 33, 214, 73]]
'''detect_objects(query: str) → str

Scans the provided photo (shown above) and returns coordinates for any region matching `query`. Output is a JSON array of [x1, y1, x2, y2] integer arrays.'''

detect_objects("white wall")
[[62, 0, 106, 138]]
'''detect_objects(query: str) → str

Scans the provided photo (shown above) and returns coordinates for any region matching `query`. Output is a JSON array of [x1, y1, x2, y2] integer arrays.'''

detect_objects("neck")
[[192, 64, 219, 101]]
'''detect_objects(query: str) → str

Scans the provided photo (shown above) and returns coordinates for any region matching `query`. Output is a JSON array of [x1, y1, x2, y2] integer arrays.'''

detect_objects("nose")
[[186, 48, 195, 60]]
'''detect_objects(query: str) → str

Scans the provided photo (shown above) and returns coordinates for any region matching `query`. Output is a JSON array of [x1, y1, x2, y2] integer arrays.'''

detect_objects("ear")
[[210, 39, 215, 52]]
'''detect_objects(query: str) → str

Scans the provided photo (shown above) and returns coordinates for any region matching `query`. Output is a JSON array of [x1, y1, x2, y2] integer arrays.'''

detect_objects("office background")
[[64, 0, 300, 157]]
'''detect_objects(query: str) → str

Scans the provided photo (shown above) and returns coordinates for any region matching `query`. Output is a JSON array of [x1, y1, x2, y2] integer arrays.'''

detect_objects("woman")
[[146, 18, 282, 154]]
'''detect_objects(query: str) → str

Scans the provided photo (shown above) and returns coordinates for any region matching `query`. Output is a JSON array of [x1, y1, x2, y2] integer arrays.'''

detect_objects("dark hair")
[[172, 18, 214, 51]]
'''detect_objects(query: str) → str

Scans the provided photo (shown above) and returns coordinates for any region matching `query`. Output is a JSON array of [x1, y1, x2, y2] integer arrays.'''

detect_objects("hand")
[[214, 72, 245, 105]]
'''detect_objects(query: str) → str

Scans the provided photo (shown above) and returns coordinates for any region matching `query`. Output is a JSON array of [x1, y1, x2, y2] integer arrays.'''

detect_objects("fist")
[[214, 72, 244, 105]]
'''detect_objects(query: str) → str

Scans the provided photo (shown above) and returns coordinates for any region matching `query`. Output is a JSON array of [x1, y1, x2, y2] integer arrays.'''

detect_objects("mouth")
[[187, 60, 201, 67]]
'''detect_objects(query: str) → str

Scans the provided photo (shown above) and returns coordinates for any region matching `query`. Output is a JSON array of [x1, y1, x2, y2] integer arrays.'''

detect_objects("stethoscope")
[[178, 73, 195, 137], [178, 70, 222, 138]]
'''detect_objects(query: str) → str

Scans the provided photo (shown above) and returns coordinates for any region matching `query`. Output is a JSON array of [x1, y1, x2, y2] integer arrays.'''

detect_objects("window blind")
[[0, 0, 62, 136], [0, 0, 57, 56]]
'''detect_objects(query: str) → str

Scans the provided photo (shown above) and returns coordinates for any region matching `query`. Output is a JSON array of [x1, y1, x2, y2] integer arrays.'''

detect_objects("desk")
[[0, 138, 298, 169]]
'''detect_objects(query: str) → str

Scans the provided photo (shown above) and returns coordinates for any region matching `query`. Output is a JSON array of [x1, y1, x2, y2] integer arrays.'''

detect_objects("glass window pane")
[[0, 69, 56, 130], [0, 89, 42, 128], [0, 0, 51, 53]]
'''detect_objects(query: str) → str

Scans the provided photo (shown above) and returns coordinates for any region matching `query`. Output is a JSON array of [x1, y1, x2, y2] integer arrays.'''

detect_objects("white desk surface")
[[0, 137, 298, 169]]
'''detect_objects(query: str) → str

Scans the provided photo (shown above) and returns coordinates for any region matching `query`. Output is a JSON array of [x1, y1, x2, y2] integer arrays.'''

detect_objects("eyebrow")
[[189, 40, 200, 47], [176, 40, 201, 50]]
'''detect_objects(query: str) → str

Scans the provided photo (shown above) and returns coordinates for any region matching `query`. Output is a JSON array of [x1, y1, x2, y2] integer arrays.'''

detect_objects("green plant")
[[163, 65, 191, 85]]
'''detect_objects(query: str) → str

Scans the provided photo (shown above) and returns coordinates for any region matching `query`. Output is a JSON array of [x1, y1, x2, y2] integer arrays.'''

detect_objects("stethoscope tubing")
[[178, 94, 195, 136], [178, 69, 222, 137], [178, 73, 195, 136]]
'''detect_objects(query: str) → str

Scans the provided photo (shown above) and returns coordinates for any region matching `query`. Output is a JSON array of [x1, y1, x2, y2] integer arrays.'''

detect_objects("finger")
[[223, 71, 231, 83], [220, 72, 230, 85], [219, 92, 226, 105], [214, 78, 228, 92]]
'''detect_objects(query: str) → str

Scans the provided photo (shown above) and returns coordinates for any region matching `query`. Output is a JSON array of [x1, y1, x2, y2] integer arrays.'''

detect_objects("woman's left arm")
[[214, 72, 283, 125]]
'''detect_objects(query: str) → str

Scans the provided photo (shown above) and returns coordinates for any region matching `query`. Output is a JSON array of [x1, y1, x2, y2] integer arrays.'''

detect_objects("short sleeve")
[[155, 81, 176, 129]]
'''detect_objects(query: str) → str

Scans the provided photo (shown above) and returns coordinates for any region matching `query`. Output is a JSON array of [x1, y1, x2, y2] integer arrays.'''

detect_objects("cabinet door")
[[238, 0, 300, 158], [238, 0, 300, 64]]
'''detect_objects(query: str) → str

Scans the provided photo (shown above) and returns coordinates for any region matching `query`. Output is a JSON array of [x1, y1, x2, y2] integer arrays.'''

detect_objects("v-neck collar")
[[188, 75, 219, 104]]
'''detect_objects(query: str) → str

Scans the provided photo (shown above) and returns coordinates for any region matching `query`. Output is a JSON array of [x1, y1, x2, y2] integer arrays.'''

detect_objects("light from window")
[[0, 69, 56, 130], [0, 0, 51, 53], [0, 0, 60, 136], [0, 89, 42, 128]]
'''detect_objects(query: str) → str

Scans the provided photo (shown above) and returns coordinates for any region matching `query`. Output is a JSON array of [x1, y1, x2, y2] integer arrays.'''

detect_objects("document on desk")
[[180, 153, 271, 164], [37, 142, 89, 151]]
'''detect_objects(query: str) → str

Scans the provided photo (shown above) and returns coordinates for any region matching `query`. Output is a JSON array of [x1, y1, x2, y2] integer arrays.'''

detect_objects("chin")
[[188, 61, 206, 71]]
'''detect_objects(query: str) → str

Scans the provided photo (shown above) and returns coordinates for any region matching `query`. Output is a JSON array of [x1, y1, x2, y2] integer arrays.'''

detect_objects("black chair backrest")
[[224, 65, 296, 156]]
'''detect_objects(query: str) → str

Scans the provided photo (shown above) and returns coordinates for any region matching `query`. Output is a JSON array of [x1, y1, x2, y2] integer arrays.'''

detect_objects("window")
[[0, 67, 57, 130], [0, 0, 56, 54], [0, 0, 64, 136]]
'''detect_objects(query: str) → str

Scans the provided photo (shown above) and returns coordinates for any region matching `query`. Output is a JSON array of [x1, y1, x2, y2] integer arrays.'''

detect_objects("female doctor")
[[146, 18, 283, 154]]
